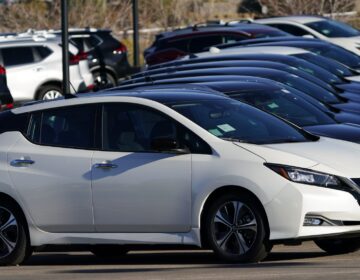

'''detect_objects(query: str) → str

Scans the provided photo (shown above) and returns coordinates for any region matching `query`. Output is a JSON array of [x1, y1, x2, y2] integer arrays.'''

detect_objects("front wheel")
[[204, 193, 270, 263], [315, 238, 360, 255], [0, 201, 31, 266]]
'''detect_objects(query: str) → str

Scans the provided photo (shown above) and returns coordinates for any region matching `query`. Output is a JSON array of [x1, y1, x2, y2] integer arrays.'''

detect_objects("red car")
[[144, 22, 290, 65]]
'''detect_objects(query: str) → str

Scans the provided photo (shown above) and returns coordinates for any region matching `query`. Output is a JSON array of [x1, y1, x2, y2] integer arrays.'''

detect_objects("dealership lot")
[[0, 242, 359, 280]]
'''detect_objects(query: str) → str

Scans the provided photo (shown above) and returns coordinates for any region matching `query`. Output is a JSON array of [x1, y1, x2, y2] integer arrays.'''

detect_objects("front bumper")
[[264, 181, 360, 241]]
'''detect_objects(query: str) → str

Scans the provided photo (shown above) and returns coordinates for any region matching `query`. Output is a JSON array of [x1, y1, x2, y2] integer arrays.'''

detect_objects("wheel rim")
[[95, 74, 115, 89], [212, 201, 258, 256], [0, 207, 18, 258], [43, 90, 62, 100]]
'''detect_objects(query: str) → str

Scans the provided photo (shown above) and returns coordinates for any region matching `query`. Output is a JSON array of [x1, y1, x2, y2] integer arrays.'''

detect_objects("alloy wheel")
[[212, 201, 258, 256], [0, 207, 18, 259], [42, 90, 62, 100]]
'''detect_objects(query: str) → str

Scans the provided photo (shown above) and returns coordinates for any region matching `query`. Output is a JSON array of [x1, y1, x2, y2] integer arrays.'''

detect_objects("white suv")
[[0, 36, 87, 102]]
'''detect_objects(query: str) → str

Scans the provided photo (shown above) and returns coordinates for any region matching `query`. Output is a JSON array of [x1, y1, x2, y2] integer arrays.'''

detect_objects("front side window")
[[268, 24, 312, 36], [27, 105, 97, 149], [2, 47, 34, 67], [102, 103, 211, 154]]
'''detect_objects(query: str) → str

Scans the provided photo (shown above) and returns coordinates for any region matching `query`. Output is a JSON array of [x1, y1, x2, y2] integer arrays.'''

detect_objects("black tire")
[[91, 245, 129, 258], [0, 200, 31, 266], [315, 238, 360, 255], [93, 71, 117, 89], [204, 192, 270, 263], [37, 85, 63, 100]]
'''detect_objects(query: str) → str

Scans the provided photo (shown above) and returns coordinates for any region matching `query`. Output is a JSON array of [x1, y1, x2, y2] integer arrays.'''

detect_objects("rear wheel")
[[93, 71, 117, 89], [315, 238, 360, 255], [204, 193, 270, 263], [0, 201, 31, 266], [37, 85, 63, 100], [91, 245, 129, 258]]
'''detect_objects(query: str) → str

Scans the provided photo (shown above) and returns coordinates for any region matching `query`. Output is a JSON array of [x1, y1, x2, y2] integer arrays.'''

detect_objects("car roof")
[[156, 23, 281, 41], [193, 45, 308, 57], [255, 16, 326, 24]]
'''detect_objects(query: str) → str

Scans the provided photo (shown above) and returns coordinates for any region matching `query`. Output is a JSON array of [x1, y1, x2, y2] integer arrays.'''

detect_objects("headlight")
[[264, 163, 342, 188]]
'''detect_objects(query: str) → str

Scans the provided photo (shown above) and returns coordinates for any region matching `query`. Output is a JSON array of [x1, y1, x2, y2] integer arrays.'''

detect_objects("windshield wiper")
[[219, 137, 250, 143]]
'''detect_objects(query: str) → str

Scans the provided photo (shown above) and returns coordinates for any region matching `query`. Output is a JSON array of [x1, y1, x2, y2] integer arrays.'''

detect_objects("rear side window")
[[164, 39, 190, 52], [34, 46, 53, 60], [27, 105, 97, 150], [2, 47, 34, 67]]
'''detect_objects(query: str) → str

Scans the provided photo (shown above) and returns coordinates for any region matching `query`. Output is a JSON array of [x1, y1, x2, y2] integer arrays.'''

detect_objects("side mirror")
[[302, 34, 315, 39], [151, 138, 188, 153]]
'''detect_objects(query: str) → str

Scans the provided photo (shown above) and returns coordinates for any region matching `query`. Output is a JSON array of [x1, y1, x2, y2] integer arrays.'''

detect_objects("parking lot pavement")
[[0, 242, 359, 280]]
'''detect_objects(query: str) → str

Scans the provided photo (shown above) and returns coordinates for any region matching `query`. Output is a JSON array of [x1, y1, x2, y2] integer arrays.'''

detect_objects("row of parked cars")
[[0, 28, 131, 109], [0, 16, 360, 266]]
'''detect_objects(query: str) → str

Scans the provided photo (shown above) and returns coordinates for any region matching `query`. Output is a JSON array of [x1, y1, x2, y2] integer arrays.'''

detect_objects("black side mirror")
[[151, 138, 188, 153]]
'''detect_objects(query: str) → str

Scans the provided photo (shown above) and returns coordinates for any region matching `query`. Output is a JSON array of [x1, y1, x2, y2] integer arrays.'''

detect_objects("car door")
[[1, 46, 43, 102], [91, 102, 193, 233], [7, 104, 98, 233]]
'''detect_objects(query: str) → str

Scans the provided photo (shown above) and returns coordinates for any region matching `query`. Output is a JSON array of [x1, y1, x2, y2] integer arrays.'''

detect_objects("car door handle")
[[33, 67, 44, 72], [11, 158, 35, 167], [94, 161, 118, 169]]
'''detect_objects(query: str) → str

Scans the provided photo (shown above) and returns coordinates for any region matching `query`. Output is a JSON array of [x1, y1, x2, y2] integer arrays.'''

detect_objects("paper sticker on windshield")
[[267, 102, 279, 109], [217, 124, 236, 132], [209, 128, 223, 136]]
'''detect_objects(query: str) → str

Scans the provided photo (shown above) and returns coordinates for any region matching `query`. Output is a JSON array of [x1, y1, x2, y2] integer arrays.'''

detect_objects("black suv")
[[0, 65, 13, 111], [144, 22, 290, 65], [54, 28, 132, 87]]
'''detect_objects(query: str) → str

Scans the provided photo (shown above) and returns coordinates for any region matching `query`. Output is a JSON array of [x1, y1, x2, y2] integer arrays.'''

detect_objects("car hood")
[[304, 123, 360, 143], [235, 137, 360, 177], [336, 82, 360, 92]]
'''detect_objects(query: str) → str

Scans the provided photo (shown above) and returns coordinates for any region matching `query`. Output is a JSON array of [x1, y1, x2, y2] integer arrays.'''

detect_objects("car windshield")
[[305, 20, 360, 38], [287, 56, 342, 84], [294, 53, 353, 77], [168, 99, 313, 144], [252, 30, 290, 38], [268, 72, 342, 104], [228, 89, 336, 127], [307, 45, 360, 69]]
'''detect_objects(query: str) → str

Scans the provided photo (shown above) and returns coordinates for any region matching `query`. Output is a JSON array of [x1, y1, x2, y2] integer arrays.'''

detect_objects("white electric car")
[[0, 86, 359, 266], [255, 16, 360, 56]]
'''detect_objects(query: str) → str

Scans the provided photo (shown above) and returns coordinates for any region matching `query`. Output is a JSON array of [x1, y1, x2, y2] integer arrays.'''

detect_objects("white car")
[[0, 36, 87, 102], [0, 85, 359, 265], [255, 16, 360, 57], [17, 31, 95, 92]]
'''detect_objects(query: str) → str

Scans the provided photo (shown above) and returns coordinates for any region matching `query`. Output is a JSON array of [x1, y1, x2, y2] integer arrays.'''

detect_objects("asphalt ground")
[[0, 241, 359, 280]]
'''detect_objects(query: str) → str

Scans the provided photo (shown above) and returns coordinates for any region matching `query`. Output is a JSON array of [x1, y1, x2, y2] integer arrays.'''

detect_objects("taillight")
[[6, 103, 14, 109], [69, 53, 80, 65], [78, 51, 88, 60], [113, 43, 127, 54], [0, 65, 5, 75]]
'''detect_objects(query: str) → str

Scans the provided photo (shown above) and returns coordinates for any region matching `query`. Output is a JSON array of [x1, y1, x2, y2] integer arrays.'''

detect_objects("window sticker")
[[217, 124, 236, 133], [267, 102, 279, 109], [209, 128, 223, 136]]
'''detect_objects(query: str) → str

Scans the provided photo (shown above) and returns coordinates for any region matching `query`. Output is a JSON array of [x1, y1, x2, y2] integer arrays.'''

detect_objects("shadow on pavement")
[[24, 250, 328, 268]]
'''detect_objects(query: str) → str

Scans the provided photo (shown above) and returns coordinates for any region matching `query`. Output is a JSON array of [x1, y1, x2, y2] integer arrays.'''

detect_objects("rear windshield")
[[306, 20, 360, 38]]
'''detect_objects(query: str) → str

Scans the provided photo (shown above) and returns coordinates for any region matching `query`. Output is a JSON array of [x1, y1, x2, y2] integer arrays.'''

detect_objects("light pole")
[[132, 0, 140, 67], [61, 0, 70, 96]]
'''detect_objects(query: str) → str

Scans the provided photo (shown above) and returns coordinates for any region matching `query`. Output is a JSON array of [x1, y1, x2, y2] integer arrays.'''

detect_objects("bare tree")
[[258, 0, 356, 17]]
